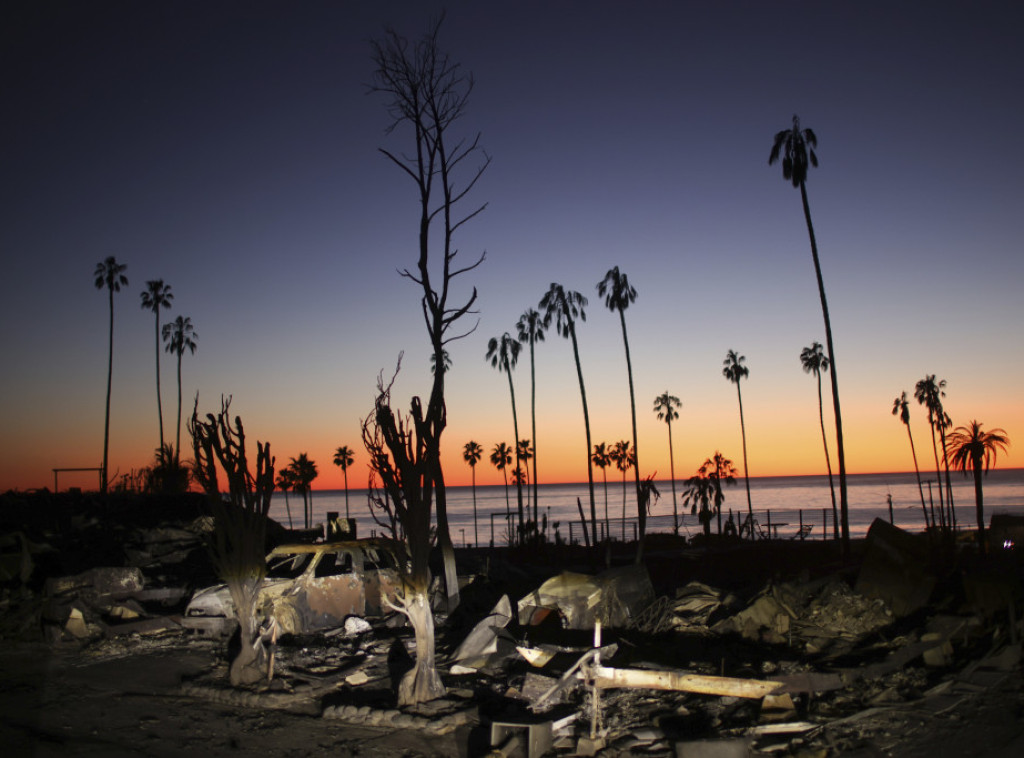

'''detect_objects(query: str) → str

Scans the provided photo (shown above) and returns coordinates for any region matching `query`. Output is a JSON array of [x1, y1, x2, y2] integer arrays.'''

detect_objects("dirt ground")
[[0, 635, 466, 758]]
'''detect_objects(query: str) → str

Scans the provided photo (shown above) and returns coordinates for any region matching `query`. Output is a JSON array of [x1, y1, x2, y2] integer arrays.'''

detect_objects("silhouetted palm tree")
[[94, 256, 128, 492], [915, 375, 954, 530], [516, 308, 547, 524], [770, 115, 850, 550], [490, 442, 513, 539], [592, 442, 611, 539], [945, 421, 1010, 539], [800, 342, 838, 539], [892, 392, 930, 530], [517, 439, 533, 521], [463, 441, 483, 547], [653, 392, 681, 535], [682, 469, 715, 538], [722, 350, 753, 529], [702, 451, 737, 536], [487, 333, 525, 539], [598, 266, 646, 558], [610, 440, 635, 538], [140, 280, 173, 452], [540, 283, 598, 546], [430, 350, 451, 376], [275, 468, 296, 529], [333, 445, 355, 519], [288, 453, 318, 529], [162, 316, 197, 464]]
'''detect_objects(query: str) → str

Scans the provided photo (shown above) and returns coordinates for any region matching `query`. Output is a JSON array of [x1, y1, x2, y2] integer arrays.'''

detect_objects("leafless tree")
[[364, 17, 488, 704], [189, 395, 275, 687]]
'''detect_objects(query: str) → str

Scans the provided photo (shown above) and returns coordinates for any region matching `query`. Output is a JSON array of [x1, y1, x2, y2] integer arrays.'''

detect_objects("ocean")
[[270, 468, 1024, 547]]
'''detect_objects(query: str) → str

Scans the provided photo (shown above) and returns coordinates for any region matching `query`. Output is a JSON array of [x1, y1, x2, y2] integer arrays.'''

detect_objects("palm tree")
[[682, 469, 715, 538], [517, 439, 534, 522], [722, 350, 753, 530], [487, 333, 525, 539], [94, 256, 128, 492], [800, 342, 838, 539], [463, 441, 483, 547], [430, 349, 451, 376], [653, 392, 682, 535], [945, 421, 1010, 539], [162, 316, 198, 464], [702, 451, 737, 536], [140, 280, 173, 452], [275, 468, 296, 529], [288, 454, 318, 529], [610, 440, 635, 539], [333, 445, 355, 519], [540, 283, 598, 546], [592, 442, 611, 539], [770, 115, 850, 550], [516, 308, 547, 525], [915, 375, 955, 530], [490, 442, 513, 541], [598, 266, 646, 559], [892, 392, 931, 530]]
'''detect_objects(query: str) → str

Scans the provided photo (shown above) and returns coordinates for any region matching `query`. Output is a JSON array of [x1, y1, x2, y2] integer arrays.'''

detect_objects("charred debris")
[[2, 490, 1023, 756]]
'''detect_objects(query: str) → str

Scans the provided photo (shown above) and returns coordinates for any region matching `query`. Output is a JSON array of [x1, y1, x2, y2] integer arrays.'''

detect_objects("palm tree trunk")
[[617, 311, 645, 563], [928, 422, 946, 531], [471, 466, 478, 548], [972, 456, 985, 537], [343, 469, 350, 520], [154, 313, 165, 453], [504, 371, 525, 541], [906, 427, 930, 530], [175, 351, 183, 465], [102, 287, 114, 493], [800, 181, 849, 553], [569, 325, 598, 547], [736, 384, 753, 529], [939, 425, 956, 530], [529, 341, 540, 526], [816, 373, 839, 539], [667, 421, 678, 536]]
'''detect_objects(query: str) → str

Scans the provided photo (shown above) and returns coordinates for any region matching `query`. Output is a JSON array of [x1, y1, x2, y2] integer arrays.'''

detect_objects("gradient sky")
[[3, 1, 1022, 493]]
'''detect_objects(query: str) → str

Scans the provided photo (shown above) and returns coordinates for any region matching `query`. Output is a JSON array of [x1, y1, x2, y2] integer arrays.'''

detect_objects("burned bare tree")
[[190, 395, 275, 687], [364, 18, 487, 704]]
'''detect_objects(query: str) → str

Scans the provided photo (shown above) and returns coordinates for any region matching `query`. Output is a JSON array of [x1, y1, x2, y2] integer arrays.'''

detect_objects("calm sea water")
[[270, 469, 1024, 547]]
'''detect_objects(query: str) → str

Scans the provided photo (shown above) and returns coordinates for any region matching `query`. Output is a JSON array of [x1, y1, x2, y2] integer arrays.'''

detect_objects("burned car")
[[182, 539, 403, 636]]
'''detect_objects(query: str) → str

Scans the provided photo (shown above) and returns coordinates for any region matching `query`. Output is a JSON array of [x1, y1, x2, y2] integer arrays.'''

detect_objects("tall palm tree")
[[945, 421, 1010, 539], [333, 445, 355, 519], [490, 442, 513, 541], [592, 442, 611, 539], [162, 315, 198, 464], [516, 308, 547, 525], [800, 342, 838, 539], [722, 350, 753, 530], [892, 392, 930, 530], [770, 115, 850, 550], [140, 280, 173, 452], [463, 441, 483, 547], [653, 392, 682, 535], [288, 453, 318, 529], [915, 375, 955, 530], [540, 283, 598, 547], [94, 256, 128, 493], [610, 440, 635, 538], [598, 266, 646, 558], [487, 333, 525, 539]]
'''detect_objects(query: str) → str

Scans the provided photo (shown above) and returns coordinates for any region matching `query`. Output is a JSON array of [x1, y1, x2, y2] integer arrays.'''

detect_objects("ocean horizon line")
[[299, 467, 1024, 494]]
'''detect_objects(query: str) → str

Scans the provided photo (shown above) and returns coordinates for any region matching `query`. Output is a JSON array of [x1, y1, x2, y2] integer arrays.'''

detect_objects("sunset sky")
[[3, 1, 1022, 493]]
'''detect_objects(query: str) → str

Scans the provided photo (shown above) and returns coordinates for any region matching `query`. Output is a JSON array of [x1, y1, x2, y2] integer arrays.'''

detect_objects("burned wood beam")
[[591, 665, 782, 699]]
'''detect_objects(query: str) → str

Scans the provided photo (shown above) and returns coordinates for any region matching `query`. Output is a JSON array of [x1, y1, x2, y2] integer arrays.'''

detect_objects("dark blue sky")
[[3, 1, 1022, 490]]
